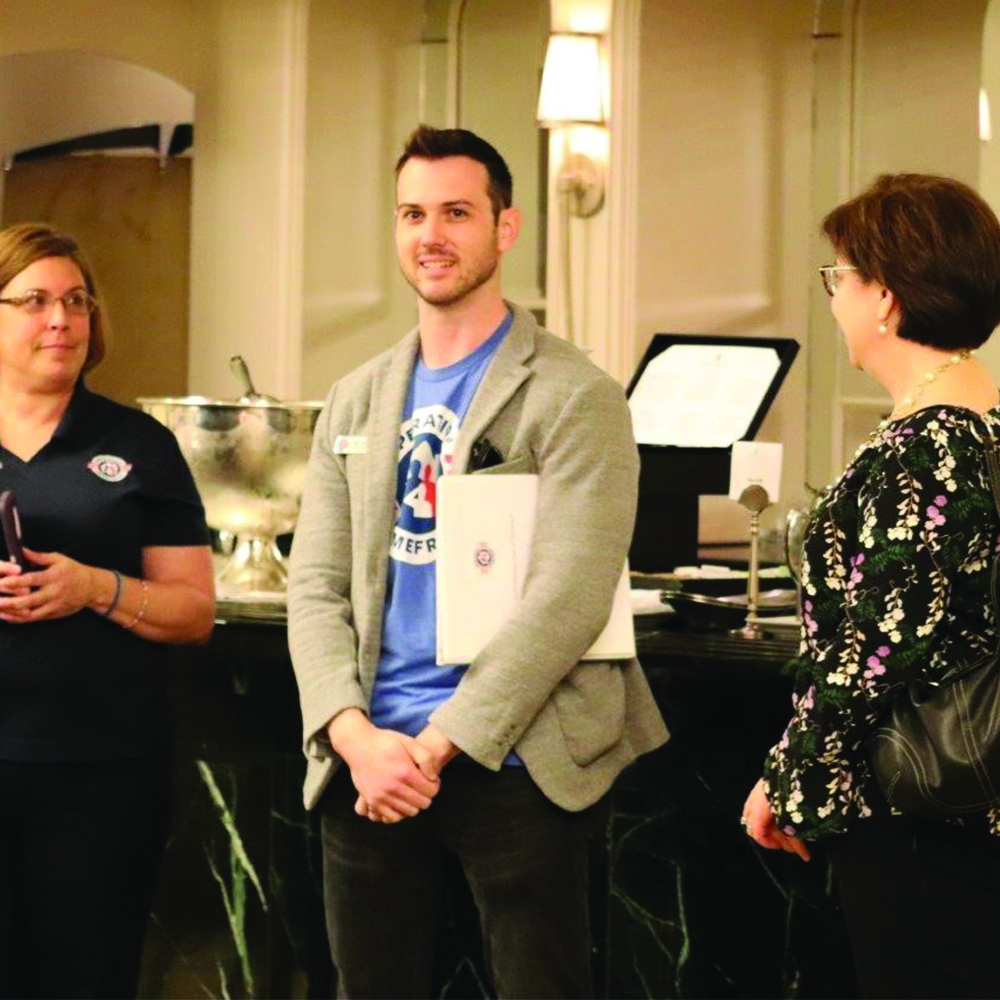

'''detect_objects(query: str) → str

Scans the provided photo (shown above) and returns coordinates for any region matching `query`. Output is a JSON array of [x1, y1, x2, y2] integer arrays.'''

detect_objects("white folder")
[[435, 474, 635, 665]]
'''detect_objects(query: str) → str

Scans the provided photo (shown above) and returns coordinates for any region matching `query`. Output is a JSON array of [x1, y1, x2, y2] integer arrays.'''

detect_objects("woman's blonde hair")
[[0, 222, 106, 372]]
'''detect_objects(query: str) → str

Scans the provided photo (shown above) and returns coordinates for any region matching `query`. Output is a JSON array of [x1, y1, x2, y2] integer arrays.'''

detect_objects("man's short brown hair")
[[396, 125, 513, 220]]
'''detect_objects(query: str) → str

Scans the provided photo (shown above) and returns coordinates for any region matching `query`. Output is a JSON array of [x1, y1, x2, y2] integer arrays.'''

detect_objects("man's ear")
[[497, 206, 521, 251]]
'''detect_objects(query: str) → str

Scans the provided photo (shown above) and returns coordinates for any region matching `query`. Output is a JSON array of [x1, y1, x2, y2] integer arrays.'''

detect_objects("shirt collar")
[[50, 380, 99, 446]]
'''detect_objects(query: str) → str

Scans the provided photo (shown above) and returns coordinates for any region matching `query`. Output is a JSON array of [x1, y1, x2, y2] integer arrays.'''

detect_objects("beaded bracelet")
[[101, 569, 124, 617], [124, 579, 149, 630]]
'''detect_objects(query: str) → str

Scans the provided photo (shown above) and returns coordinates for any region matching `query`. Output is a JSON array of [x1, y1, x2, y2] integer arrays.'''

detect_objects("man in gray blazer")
[[288, 125, 668, 999]]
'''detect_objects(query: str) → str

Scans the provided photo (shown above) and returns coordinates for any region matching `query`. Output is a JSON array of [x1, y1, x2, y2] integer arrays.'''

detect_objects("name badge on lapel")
[[333, 435, 368, 455]]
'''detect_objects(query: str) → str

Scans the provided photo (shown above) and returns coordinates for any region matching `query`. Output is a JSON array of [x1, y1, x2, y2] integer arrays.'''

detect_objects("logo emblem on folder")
[[474, 541, 495, 573]]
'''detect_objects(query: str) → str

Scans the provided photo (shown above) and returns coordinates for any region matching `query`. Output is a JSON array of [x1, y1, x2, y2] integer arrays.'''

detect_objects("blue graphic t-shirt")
[[369, 311, 513, 737]]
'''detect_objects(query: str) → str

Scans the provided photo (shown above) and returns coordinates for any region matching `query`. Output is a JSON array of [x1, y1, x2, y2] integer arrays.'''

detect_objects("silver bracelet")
[[102, 569, 123, 617], [123, 579, 149, 631]]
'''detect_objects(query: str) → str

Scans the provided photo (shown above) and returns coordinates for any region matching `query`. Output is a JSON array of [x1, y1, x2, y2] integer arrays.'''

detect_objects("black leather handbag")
[[870, 445, 1000, 818]]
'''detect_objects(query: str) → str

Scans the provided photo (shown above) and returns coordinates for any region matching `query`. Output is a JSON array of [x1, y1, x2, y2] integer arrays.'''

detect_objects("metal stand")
[[216, 535, 288, 598], [730, 485, 770, 640]]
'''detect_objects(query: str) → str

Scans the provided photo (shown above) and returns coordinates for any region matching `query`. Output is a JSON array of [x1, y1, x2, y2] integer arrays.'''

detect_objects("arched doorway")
[[0, 50, 194, 404]]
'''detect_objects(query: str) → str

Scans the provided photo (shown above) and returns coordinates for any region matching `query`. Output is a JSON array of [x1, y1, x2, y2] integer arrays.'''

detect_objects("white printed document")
[[436, 474, 635, 665], [628, 344, 781, 447]]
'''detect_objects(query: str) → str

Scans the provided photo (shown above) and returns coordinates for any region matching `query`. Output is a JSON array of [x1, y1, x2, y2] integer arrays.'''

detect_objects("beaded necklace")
[[889, 349, 976, 420]]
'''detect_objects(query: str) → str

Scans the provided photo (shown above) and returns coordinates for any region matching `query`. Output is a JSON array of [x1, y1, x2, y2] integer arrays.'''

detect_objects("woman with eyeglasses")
[[742, 174, 1000, 999], [0, 222, 215, 999]]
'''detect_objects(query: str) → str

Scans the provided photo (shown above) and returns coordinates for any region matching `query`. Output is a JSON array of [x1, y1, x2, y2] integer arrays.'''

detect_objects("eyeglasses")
[[818, 265, 857, 297], [0, 290, 97, 316]]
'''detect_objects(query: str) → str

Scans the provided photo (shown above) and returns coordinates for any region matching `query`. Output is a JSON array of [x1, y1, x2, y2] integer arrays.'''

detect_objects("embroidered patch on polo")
[[87, 455, 133, 483]]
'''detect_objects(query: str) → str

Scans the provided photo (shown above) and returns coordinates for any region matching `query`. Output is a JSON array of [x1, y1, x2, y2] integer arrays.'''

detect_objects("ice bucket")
[[138, 395, 322, 601]]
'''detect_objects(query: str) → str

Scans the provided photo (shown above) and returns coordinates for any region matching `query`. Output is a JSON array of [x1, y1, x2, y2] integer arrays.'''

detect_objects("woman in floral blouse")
[[743, 174, 1000, 999]]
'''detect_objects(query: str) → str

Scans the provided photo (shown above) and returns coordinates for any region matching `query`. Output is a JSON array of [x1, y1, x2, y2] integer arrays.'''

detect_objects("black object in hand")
[[0, 490, 29, 569], [468, 437, 504, 471]]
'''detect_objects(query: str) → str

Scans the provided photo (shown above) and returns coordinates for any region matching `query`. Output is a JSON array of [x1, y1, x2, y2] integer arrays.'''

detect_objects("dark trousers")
[[0, 754, 171, 1000], [320, 763, 605, 1000], [827, 816, 1000, 999]]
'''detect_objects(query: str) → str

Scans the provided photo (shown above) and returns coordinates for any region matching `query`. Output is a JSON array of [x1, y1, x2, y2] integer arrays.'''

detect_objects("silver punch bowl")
[[138, 395, 322, 602]]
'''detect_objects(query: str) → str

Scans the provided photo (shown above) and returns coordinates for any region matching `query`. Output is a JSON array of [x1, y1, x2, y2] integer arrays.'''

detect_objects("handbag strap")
[[985, 442, 1000, 517], [930, 437, 1000, 686], [979, 441, 1000, 676]]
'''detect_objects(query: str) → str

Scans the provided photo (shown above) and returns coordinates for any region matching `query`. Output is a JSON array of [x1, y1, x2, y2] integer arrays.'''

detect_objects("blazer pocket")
[[554, 661, 627, 765], [472, 453, 536, 475]]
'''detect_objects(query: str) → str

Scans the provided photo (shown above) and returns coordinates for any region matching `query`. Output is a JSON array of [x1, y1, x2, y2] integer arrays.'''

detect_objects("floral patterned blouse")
[[763, 404, 1000, 840]]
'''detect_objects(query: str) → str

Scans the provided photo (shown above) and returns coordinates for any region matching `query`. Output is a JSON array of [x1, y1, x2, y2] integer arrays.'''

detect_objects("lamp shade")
[[537, 33, 604, 126]]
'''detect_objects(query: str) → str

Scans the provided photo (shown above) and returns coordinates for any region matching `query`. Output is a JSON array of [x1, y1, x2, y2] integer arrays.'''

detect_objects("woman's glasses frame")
[[818, 264, 858, 297], [0, 290, 98, 317]]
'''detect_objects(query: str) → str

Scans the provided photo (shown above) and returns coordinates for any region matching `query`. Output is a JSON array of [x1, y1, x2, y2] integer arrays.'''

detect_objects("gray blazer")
[[287, 304, 669, 810]]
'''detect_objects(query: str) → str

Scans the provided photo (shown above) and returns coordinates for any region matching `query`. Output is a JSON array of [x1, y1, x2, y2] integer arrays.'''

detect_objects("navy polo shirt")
[[0, 384, 210, 762]]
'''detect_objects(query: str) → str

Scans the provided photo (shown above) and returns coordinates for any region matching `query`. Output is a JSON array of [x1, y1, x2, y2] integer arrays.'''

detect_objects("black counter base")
[[137, 620, 857, 999]]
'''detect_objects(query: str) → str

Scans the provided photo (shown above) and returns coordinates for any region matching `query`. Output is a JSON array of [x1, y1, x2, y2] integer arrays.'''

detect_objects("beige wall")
[[855, 0, 985, 186], [635, 0, 814, 539], [2, 157, 191, 404], [982, 0, 1000, 209], [189, 0, 308, 400], [0, 0, 206, 92], [459, 0, 549, 313], [982, 0, 1000, 197], [300, 0, 423, 399], [979, 0, 1000, 379]]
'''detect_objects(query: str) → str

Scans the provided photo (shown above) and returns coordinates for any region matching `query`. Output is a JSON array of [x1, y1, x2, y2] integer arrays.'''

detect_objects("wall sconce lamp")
[[537, 32, 606, 345], [537, 32, 606, 218]]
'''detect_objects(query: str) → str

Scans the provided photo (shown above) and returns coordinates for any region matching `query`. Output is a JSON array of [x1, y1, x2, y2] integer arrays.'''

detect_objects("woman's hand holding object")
[[742, 778, 811, 862], [0, 547, 102, 622]]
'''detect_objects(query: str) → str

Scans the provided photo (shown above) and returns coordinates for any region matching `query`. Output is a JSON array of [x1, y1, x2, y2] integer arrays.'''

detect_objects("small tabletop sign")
[[728, 441, 783, 504]]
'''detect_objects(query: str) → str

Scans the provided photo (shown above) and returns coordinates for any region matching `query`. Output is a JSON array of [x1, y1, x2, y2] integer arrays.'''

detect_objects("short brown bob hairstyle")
[[0, 222, 106, 373], [823, 173, 1000, 350]]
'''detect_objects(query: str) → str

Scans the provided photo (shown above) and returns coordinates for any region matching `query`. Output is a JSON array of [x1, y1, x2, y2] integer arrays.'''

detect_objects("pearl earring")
[[877, 322, 888, 335]]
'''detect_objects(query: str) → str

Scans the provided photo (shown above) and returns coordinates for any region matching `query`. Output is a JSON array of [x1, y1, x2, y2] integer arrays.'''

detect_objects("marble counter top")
[[215, 596, 802, 664]]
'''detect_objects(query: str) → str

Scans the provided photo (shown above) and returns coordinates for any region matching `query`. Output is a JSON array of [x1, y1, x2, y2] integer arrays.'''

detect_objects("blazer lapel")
[[451, 304, 536, 473], [360, 329, 419, 669]]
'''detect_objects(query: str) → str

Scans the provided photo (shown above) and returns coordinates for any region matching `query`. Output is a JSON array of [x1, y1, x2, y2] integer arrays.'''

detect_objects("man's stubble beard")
[[401, 241, 501, 308]]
